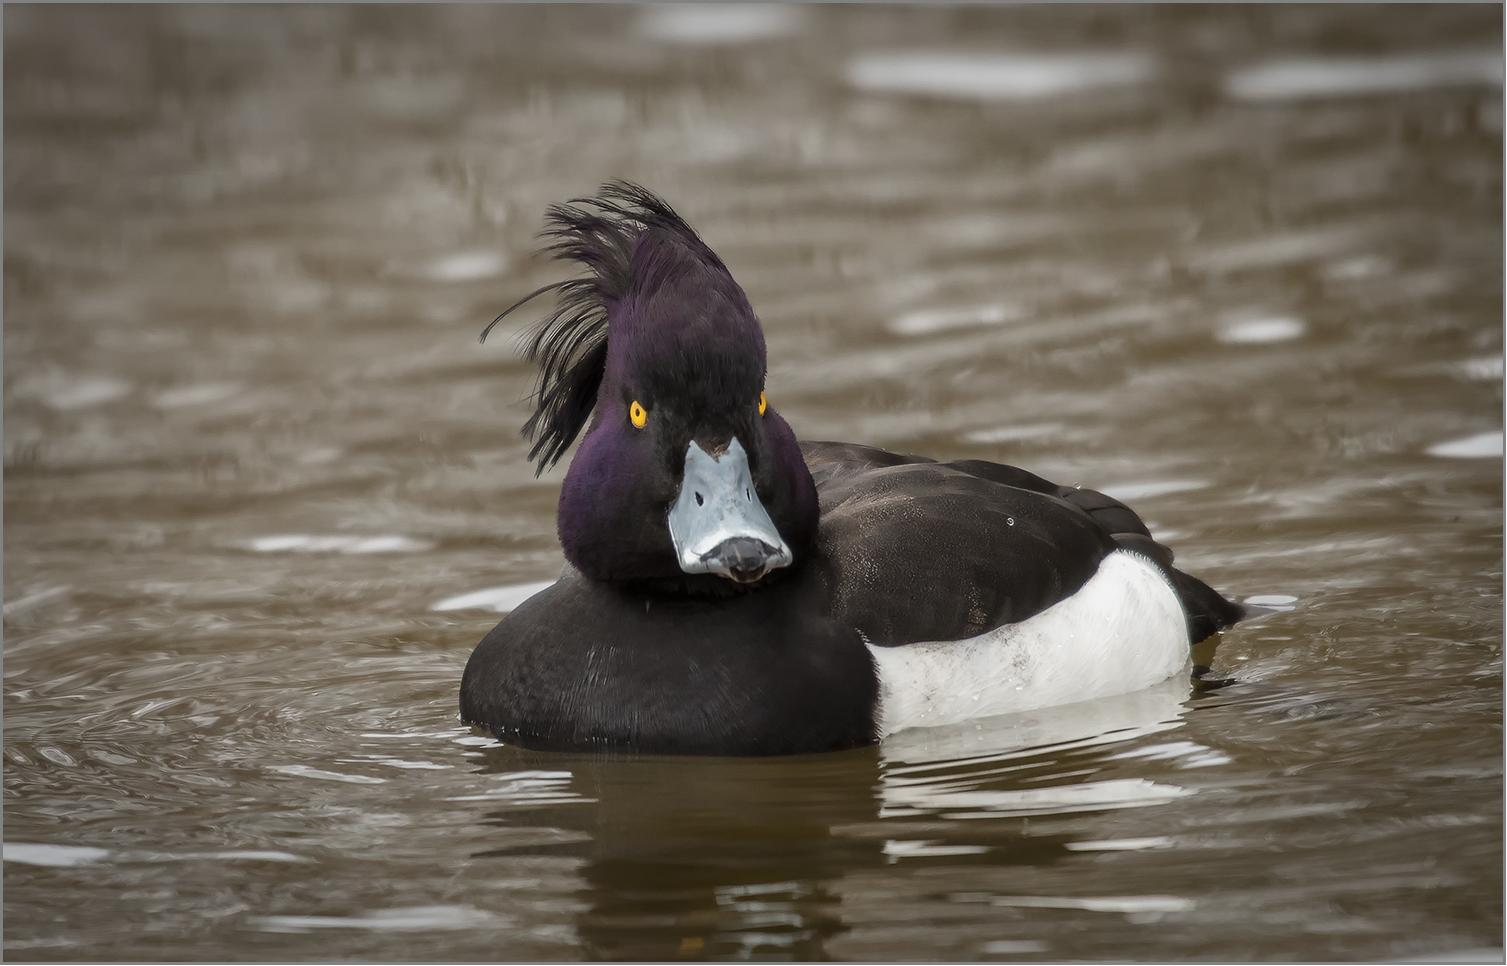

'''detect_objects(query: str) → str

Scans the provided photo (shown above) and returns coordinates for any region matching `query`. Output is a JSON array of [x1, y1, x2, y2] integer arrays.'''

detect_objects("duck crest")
[[484, 181, 757, 474]]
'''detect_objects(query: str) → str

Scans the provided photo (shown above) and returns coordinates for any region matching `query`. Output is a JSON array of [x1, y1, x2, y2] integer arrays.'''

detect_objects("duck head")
[[486, 183, 819, 590]]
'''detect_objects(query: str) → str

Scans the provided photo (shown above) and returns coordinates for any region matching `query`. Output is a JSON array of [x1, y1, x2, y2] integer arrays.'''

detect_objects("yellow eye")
[[758, 392, 767, 416], [629, 400, 647, 428]]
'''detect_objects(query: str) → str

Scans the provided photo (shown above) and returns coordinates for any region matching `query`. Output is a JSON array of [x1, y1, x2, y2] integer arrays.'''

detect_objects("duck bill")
[[667, 437, 794, 584]]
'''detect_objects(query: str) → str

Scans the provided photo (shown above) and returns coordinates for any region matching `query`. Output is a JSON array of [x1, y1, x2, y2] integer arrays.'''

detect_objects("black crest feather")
[[482, 181, 719, 474]]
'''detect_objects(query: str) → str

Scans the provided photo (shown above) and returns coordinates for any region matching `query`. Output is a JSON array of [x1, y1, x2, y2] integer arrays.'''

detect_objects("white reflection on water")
[[2, 585, 71, 619], [269, 764, 387, 785], [881, 675, 1190, 767], [445, 770, 596, 808], [879, 776, 1191, 820], [1188, 225, 1363, 273], [250, 905, 508, 933], [1097, 479, 1208, 502], [151, 382, 241, 409], [381, 249, 508, 283], [421, 250, 509, 283], [846, 52, 1154, 101], [247, 534, 433, 554], [1217, 316, 1306, 345], [989, 893, 1194, 921], [1107, 740, 1231, 768], [983, 940, 1050, 954], [1455, 357, 1504, 381], [1063, 836, 1173, 852], [882, 839, 990, 860], [1323, 255, 1393, 282], [3, 843, 310, 867], [4, 843, 111, 867], [344, 756, 454, 771], [432, 579, 556, 613], [453, 734, 504, 748], [1426, 431, 1505, 459], [1227, 51, 1502, 101], [875, 677, 1194, 820], [638, 3, 800, 45], [10, 372, 131, 410], [888, 303, 1023, 336], [1245, 594, 1298, 614]]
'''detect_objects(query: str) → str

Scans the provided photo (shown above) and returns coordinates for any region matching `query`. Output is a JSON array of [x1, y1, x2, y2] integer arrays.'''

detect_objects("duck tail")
[[1055, 485, 1247, 644], [1169, 566, 1247, 643]]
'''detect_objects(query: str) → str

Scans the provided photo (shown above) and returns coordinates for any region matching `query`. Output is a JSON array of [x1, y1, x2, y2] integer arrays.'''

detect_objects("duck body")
[[460, 561, 877, 756], [460, 183, 1245, 756]]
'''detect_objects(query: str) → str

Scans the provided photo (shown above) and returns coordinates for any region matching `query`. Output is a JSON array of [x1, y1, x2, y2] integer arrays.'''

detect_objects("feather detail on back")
[[481, 181, 724, 473]]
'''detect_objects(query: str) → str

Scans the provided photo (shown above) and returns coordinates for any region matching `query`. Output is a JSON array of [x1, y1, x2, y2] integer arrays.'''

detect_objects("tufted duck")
[[459, 183, 1245, 756]]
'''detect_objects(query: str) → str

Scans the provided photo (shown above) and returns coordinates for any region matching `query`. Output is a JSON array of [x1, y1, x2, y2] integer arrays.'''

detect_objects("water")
[[4, 5, 1501, 960]]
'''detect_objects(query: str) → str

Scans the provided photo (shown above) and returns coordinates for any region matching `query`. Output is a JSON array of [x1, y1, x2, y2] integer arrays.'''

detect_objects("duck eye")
[[758, 392, 767, 416], [629, 400, 647, 428]]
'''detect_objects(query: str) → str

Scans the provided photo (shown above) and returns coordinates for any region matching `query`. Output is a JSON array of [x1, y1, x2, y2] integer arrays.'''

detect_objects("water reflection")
[[1226, 52, 1502, 102], [637, 3, 802, 46], [470, 745, 882, 959], [462, 674, 1214, 958], [873, 676, 1196, 830], [251, 904, 507, 934], [846, 52, 1156, 101]]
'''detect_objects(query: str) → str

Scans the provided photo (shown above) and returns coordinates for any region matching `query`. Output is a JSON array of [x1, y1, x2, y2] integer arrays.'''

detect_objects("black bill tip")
[[702, 536, 780, 584]]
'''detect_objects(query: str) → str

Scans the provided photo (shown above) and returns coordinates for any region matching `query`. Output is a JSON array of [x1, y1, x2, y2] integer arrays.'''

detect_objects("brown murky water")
[[5, 5, 1502, 961]]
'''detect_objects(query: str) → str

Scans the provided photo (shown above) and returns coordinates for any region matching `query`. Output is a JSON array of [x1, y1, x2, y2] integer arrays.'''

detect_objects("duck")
[[459, 182, 1246, 757]]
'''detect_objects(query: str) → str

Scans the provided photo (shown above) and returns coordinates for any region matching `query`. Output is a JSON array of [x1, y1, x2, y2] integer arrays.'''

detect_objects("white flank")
[[869, 550, 1189, 736]]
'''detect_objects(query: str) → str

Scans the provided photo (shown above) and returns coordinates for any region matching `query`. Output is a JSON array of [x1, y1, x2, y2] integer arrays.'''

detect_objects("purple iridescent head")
[[485, 183, 819, 589]]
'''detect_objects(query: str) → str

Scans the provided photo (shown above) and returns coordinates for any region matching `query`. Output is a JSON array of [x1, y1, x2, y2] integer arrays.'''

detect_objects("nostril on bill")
[[713, 536, 776, 583], [695, 492, 704, 506]]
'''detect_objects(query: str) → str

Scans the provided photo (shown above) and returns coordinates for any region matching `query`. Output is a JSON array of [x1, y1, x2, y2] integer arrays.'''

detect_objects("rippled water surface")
[[5, 5, 1502, 961]]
